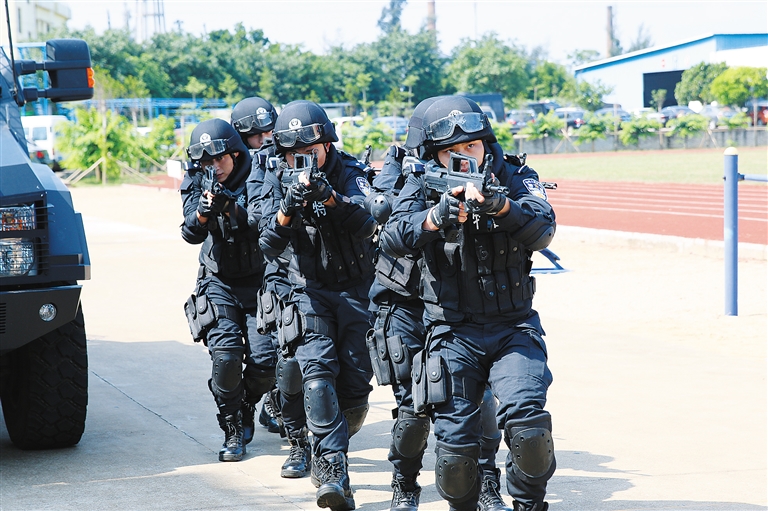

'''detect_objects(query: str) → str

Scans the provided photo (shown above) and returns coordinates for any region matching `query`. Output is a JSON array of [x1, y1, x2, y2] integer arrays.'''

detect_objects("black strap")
[[214, 303, 242, 325]]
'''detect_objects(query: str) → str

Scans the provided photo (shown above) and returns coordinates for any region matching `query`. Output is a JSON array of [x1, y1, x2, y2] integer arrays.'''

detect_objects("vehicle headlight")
[[0, 238, 37, 276], [1, 204, 37, 231]]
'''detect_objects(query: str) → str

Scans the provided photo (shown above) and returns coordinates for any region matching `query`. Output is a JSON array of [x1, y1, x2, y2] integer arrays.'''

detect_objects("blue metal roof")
[[575, 33, 768, 75]]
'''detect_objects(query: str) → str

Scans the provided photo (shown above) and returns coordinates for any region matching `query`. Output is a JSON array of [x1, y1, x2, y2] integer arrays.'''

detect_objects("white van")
[[21, 115, 68, 164]]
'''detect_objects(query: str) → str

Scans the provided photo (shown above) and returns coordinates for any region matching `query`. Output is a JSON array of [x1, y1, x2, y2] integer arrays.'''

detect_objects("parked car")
[[632, 108, 668, 125], [505, 109, 535, 132], [527, 101, 560, 116], [594, 107, 632, 122], [27, 141, 54, 168], [660, 105, 694, 124], [373, 116, 409, 139], [744, 99, 768, 126], [698, 105, 736, 128], [555, 107, 587, 131]]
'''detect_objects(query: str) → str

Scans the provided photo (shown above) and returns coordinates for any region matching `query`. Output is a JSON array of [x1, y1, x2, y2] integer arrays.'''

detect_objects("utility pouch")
[[184, 294, 202, 341], [278, 302, 303, 350], [412, 350, 428, 415], [257, 289, 279, 334], [386, 334, 411, 383], [426, 354, 450, 408], [366, 328, 392, 386]]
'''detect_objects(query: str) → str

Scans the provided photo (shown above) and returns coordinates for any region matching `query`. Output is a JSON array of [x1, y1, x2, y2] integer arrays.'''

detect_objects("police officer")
[[366, 98, 512, 511], [258, 100, 377, 510], [180, 119, 277, 462], [231, 96, 284, 438], [239, 98, 314, 479], [380, 96, 556, 511]]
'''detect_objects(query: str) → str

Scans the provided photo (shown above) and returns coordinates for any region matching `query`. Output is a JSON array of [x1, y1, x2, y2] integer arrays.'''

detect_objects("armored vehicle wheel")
[[1, 306, 88, 449]]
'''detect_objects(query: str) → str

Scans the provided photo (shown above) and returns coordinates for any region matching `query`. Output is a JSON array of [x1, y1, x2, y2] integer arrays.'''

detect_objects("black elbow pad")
[[181, 222, 207, 244], [513, 219, 556, 251], [363, 192, 393, 224]]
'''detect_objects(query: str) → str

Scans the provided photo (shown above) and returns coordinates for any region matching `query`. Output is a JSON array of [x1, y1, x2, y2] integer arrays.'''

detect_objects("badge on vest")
[[356, 176, 372, 196], [523, 178, 548, 201]]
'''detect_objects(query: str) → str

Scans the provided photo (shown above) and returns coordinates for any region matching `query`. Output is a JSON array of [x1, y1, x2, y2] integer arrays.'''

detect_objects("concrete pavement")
[[1, 184, 765, 510]]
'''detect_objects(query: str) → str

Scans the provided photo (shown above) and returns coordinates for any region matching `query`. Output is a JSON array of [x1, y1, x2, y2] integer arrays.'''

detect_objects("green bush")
[[666, 114, 709, 147], [340, 116, 391, 157], [618, 116, 662, 146], [575, 114, 613, 148], [491, 120, 514, 152], [724, 112, 751, 130]]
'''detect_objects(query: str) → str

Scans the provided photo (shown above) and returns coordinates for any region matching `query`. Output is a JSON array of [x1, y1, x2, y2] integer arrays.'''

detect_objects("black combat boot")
[[217, 410, 245, 462], [258, 390, 282, 434], [478, 469, 513, 511], [512, 501, 548, 511], [389, 478, 421, 511], [313, 451, 356, 510], [241, 400, 256, 445], [281, 428, 311, 478]]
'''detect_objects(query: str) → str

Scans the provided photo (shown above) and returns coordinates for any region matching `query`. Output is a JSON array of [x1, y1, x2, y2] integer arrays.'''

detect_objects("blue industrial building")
[[574, 33, 768, 112]]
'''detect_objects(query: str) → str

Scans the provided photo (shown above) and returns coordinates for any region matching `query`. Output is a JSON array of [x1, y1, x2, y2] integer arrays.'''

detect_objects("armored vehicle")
[[0, 36, 94, 449]]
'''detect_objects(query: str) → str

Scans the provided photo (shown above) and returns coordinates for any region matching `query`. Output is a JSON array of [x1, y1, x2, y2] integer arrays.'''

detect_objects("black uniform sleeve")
[[180, 172, 209, 245], [246, 159, 266, 231], [258, 169, 291, 258], [380, 174, 440, 258], [327, 163, 377, 238]]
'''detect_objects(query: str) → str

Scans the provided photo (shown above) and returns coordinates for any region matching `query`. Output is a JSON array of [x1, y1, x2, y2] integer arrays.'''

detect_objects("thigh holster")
[[412, 349, 450, 416], [256, 288, 279, 335]]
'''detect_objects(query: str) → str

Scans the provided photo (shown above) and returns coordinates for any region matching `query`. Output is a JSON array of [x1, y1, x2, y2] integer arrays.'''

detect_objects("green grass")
[[529, 147, 767, 184]]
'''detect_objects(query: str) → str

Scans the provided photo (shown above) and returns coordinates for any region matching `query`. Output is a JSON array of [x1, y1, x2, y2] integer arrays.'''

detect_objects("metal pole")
[[723, 147, 739, 316]]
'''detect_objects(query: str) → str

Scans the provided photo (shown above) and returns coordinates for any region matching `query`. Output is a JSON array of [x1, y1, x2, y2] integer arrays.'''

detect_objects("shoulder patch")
[[523, 178, 548, 201], [356, 176, 372, 196]]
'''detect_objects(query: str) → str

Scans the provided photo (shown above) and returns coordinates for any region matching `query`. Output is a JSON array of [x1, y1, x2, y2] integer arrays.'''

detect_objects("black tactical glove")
[[382, 145, 406, 175], [302, 176, 333, 203], [209, 192, 230, 215], [279, 183, 306, 217], [428, 190, 463, 229], [466, 190, 507, 216], [197, 192, 215, 218]]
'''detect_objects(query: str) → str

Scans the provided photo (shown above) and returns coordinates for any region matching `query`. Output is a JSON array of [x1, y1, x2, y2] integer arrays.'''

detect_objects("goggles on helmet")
[[273, 123, 324, 148], [187, 139, 229, 160], [233, 111, 276, 133], [424, 112, 487, 142]]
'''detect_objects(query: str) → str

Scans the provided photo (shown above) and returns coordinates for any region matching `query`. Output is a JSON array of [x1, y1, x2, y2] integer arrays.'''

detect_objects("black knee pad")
[[434, 441, 481, 504], [303, 377, 340, 429], [276, 356, 303, 397], [243, 366, 276, 402], [339, 396, 369, 438], [391, 409, 430, 459], [504, 416, 556, 485], [211, 350, 243, 394]]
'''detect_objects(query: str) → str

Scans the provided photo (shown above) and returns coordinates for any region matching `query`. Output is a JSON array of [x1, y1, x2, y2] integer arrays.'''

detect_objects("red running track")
[[545, 180, 768, 245]]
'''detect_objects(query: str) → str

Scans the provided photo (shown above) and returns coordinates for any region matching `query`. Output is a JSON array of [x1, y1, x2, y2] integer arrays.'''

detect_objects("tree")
[[627, 23, 653, 53], [567, 49, 601, 67], [710, 66, 768, 107], [184, 77, 207, 101], [529, 61, 574, 100], [651, 89, 667, 111], [378, 0, 407, 34], [446, 34, 530, 101], [674, 62, 728, 105], [568, 80, 614, 111]]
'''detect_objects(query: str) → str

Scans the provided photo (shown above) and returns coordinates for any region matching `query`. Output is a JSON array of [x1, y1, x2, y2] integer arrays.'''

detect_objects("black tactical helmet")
[[187, 118, 248, 162], [273, 100, 338, 153], [231, 96, 277, 137], [404, 96, 443, 151], [420, 95, 496, 159]]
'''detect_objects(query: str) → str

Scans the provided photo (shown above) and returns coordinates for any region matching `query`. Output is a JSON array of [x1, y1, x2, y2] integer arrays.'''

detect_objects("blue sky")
[[63, 0, 768, 64]]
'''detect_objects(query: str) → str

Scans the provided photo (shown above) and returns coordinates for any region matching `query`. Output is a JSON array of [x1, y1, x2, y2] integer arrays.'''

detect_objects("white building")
[[575, 33, 768, 112], [1, 0, 71, 47]]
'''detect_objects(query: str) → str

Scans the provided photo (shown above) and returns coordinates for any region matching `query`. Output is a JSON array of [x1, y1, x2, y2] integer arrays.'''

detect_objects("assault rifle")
[[279, 152, 327, 192], [186, 161, 237, 241], [423, 151, 509, 201]]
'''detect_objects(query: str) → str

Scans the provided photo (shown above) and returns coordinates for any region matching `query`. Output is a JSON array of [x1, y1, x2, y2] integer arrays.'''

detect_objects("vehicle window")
[[32, 127, 47, 141]]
